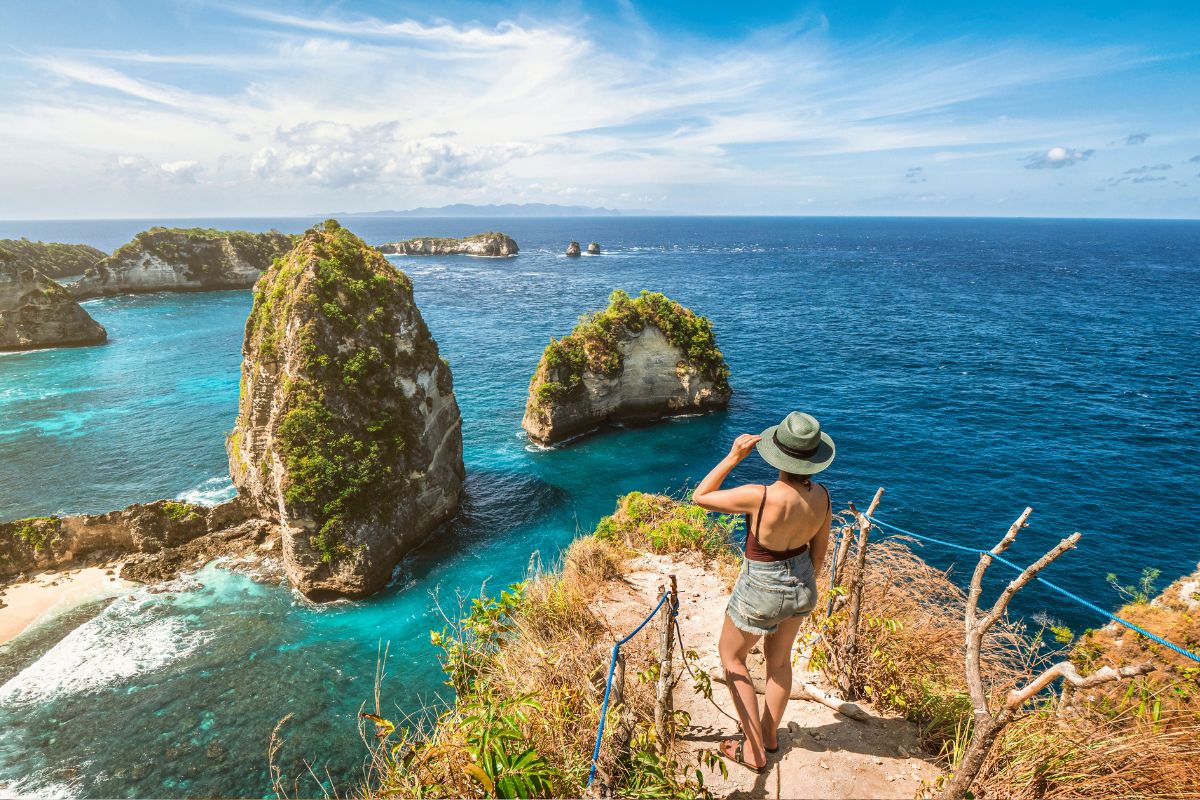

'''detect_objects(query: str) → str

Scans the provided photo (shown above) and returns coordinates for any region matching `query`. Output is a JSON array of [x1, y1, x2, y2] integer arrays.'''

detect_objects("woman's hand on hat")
[[729, 434, 762, 461]]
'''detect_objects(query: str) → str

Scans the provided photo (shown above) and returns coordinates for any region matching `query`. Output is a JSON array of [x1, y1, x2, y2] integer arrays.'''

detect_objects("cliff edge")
[[71, 227, 294, 297], [522, 289, 731, 445], [377, 232, 518, 257], [227, 220, 464, 599], [0, 255, 107, 350], [0, 238, 105, 280]]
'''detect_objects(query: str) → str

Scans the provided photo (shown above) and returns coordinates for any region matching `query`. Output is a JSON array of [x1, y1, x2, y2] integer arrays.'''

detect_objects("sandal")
[[719, 738, 765, 773]]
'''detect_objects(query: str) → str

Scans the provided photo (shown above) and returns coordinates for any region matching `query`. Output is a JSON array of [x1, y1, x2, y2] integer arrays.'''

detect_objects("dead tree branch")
[[939, 509, 1156, 800]]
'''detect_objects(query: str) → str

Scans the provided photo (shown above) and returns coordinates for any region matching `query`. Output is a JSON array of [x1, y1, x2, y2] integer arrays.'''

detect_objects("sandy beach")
[[0, 566, 128, 646]]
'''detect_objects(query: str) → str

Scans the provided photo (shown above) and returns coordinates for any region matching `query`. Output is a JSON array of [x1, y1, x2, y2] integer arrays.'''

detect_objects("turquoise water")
[[1, 217, 1198, 797]]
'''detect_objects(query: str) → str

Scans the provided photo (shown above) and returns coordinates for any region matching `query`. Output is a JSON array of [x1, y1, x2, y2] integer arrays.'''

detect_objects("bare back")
[[751, 480, 830, 553]]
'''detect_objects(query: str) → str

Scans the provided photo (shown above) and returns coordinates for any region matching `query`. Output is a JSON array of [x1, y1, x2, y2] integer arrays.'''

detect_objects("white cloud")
[[1023, 146, 1094, 169], [0, 4, 1184, 216]]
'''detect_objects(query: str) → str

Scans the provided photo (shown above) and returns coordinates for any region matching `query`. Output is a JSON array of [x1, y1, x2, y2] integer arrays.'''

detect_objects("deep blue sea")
[[1, 216, 1198, 798]]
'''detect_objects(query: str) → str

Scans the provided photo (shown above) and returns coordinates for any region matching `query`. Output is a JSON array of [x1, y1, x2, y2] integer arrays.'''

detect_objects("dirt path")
[[594, 553, 940, 799]]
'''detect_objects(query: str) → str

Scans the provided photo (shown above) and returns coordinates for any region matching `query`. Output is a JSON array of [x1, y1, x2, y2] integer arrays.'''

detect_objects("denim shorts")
[[726, 552, 818, 636]]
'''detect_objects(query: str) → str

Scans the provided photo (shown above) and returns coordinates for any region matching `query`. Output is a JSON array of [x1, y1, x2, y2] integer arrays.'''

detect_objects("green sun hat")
[[756, 412, 836, 475]]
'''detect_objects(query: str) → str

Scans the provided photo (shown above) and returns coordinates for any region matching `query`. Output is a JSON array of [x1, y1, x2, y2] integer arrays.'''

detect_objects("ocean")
[[1, 216, 1198, 797]]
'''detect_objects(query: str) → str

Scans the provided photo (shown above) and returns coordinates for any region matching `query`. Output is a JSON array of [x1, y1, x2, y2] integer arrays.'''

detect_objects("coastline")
[[0, 565, 129, 646]]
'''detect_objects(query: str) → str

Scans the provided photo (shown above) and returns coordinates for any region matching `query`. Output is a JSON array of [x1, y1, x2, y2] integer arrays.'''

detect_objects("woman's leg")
[[718, 614, 766, 767], [760, 615, 804, 750]]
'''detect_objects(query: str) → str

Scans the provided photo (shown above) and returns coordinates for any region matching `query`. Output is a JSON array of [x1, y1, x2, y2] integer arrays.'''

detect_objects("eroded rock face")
[[0, 260, 107, 350], [565, 241, 582, 257], [522, 289, 731, 445], [228, 220, 464, 599], [0, 497, 259, 580], [378, 232, 518, 257], [587, 242, 602, 255], [70, 227, 294, 297]]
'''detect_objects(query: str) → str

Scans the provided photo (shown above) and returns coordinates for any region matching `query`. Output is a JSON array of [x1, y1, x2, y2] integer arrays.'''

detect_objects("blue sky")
[[1, 1, 1197, 218]]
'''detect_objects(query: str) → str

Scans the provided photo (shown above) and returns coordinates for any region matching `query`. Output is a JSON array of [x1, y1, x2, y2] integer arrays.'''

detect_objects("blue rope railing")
[[866, 514, 1200, 664], [586, 587, 677, 789]]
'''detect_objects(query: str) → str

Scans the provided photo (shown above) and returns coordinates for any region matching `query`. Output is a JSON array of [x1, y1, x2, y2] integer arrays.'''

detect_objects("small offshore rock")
[[587, 242, 601, 254], [522, 289, 731, 445], [565, 241, 581, 257], [378, 232, 517, 257]]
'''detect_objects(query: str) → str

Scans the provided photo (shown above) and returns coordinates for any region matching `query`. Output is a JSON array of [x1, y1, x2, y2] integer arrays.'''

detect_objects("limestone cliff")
[[378, 232, 518, 257], [0, 258, 107, 350], [0, 238, 105, 280], [71, 227, 294, 297], [0, 497, 261, 581], [228, 220, 464, 599], [522, 289, 731, 445]]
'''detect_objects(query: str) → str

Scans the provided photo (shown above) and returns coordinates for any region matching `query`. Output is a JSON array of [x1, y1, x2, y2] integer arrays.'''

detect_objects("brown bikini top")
[[745, 483, 827, 563]]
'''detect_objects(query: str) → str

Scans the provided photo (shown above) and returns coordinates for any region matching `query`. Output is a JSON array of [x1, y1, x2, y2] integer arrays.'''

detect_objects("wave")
[[176, 476, 236, 506], [0, 598, 211, 706]]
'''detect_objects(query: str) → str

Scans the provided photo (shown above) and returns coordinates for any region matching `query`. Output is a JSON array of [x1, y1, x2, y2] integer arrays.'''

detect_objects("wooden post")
[[840, 488, 884, 699], [653, 577, 678, 752]]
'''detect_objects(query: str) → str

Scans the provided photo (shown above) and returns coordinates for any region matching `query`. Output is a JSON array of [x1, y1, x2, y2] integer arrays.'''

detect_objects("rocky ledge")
[[228, 220, 465, 599], [0, 498, 272, 584], [70, 227, 294, 297], [522, 289, 731, 445], [0, 238, 105, 280], [378, 232, 518, 257], [0, 255, 107, 351]]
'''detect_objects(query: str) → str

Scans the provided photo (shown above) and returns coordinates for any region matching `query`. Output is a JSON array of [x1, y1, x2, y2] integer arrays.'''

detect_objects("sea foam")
[[0, 599, 211, 705], [176, 476, 236, 506]]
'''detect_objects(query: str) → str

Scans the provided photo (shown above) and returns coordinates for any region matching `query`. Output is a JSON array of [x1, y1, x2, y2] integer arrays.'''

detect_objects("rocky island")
[[0, 253, 107, 350], [228, 220, 464, 599], [565, 240, 581, 257], [377, 231, 517, 257], [587, 241, 601, 254], [0, 238, 105, 280], [522, 289, 731, 445], [70, 227, 294, 297]]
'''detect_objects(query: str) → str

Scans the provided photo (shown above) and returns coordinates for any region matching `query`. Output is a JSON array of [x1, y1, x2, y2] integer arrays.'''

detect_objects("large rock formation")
[[522, 289, 731, 445], [0, 497, 262, 582], [70, 227, 294, 297], [565, 241, 581, 257], [0, 255, 107, 350], [228, 220, 464, 599], [378, 232, 518, 257], [0, 238, 105, 280]]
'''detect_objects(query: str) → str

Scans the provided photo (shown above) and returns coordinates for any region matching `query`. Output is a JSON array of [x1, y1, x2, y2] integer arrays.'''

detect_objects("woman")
[[692, 411, 834, 772]]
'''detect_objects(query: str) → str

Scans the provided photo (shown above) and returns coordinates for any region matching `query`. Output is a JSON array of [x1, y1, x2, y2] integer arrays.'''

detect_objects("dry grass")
[[809, 534, 1035, 753], [350, 493, 735, 799], [977, 709, 1200, 799], [809, 512, 1200, 799]]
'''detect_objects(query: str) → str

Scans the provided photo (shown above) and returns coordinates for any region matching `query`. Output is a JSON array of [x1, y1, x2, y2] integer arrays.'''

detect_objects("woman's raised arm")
[[692, 434, 763, 514]]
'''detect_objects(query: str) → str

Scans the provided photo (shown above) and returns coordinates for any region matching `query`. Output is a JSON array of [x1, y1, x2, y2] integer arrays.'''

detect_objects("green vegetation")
[[325, 493, 729, 799], [595, 490, 737, 560], [103, 227, 294, 282], [244, 220, 438, 563], [161, 501, 201, 522], [1106, 566, 1161, 604], [8, 516, 63, 552], [528, 289, 730, 409], [0, 238, 104, 278]]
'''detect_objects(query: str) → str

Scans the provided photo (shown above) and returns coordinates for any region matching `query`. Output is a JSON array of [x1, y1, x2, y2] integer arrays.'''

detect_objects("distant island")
[[330, 203, 643, 218]]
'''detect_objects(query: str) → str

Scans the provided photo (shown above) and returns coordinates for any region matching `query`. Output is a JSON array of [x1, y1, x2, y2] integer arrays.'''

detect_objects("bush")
[[527, 290, 730, 412]]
